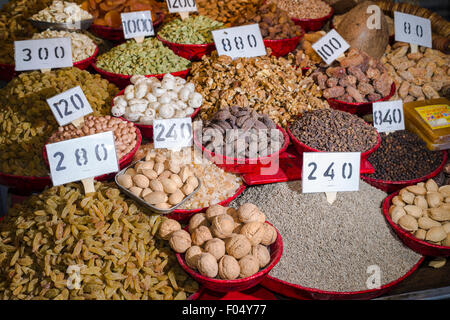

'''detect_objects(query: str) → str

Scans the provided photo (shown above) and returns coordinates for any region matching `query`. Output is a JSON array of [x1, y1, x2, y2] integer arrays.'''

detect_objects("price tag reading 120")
[[372, 100, 405, 133], [46, 131, 118, 186], [302, 152, 360, 193], [153, 118, 193, 150], [121, 11, 154, 39], [166, 0, 197, 13], [394, 11, 432, 48], [14, 38, 73, 71], [46, 86, 93, 126], [212, 24, 266, 60], [312, 29, 350, 65]]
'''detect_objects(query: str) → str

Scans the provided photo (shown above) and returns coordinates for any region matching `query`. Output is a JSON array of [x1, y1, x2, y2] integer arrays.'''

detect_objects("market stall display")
[[196, 0, 260, 26]]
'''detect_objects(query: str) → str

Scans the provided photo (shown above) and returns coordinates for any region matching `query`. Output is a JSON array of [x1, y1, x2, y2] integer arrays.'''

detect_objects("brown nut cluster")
[[273, 0, 331, 20], [116, 150, 199, 209], [389, 179, 450, 247], [190, 52, 329, 127], [165, 203, 277, 280], [312, 48, 394, 103], [290, 31, 325, 68], [196, 0, 260, 26], [48, 115, 137, 159]]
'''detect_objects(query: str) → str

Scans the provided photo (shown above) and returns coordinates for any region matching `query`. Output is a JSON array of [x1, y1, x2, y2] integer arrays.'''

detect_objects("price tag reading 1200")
[[372, 100, 405, 133], [166, 0, 197, 13], [14, 38, 73, 71], [46, 86, 93, 126], [312, 29, 350, 65], [302, 152, 361, 193], [121, 11, 154, 39], [153, 118, 193, 150], [212, 24, 266, 60], [394, 11, 432, 48], [46, 131, 118, 186]]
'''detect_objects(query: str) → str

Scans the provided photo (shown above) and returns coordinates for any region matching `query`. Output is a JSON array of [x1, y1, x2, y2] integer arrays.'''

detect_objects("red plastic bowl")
[[73, 45, 99, 70], [362, 151, 448, 193], [286, 121, 381, 174], [193, 126, 290, 175], [264, 34, 304, 57], [89, 12, 165, 42], [262, 255, 424, 300], [291, 8, 334, 32], [157, 34, 215, 61], [328, 83, 397, 116], [92, 62, 190, 89], [111, 88, 201, 140], [167, 183, 247, 222], [176, 221, 283, 292], [383, 192, 450, 257], [0, 172, 51, 195]]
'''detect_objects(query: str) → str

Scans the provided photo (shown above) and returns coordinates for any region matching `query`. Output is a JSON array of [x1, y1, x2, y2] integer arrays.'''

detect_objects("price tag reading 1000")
[[121, 11, 154, 39]]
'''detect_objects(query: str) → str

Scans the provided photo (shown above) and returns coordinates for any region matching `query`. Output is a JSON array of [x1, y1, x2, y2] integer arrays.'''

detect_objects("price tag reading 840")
[[121, 11, 154, 39], [212, 24, 266, 60], [166, 0, 197, 13], [46, 86, 93, 126], [302, 152, 360, 193], [394, 12, 432, 48], [153, 118, 193, 150], [46, 131, 118, 186], [312, 29, 350, 65], [372, 100, 405, 133], [14, 38, 73, 71]]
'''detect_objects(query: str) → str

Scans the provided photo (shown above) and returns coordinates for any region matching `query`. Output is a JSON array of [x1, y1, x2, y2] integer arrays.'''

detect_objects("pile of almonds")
[[116, 150, 199, 210], [161, 203, 277, 280], [389, 179, 450, 247]]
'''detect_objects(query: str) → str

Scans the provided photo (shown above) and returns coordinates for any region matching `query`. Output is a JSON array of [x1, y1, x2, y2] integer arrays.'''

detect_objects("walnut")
[[218, 255, 240, 280], [240, 221, 265, 246], [169, 230, 192, 253], [225, 234, 251, 259], [197, 253, 219, 278], [158, 218, 181, 240], [188, 213, 210, 233], [251, 244, 271, 268], [237, 203, 263, 223], [211, 214, 235, 239], [203, 238, 226, 260], [260, 223, 277, 246], [205, 204, 228, 222], [185, 245, 203, 269], [191, 225, 213, 247], [238, 255, 260, 278]]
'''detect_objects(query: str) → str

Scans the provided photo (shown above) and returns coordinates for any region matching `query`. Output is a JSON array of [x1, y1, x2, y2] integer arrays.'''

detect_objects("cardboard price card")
[[394, 11, 432, 48], [166, 0, 197, 13], [372, 100, 405, 133], [312, 29, 350, 65], [153, 117, 193, 150], [121, 11, 154, 39]]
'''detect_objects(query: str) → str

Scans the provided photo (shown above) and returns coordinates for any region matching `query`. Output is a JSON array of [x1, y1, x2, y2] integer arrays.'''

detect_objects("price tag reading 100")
[[312, 29, 350, 65]]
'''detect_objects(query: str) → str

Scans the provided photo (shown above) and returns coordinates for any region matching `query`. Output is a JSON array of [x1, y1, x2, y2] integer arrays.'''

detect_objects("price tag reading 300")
[[166, 0, 197, 13], [153, 118, 193, 150], [212, 24, 266, 60], [372, 100, 405, 133], [121, 11, 154, 39], [394, 12, 432, 48], [46, 131, 119, 186], [312, 29, 350, 65], [14, 38, 73, 71], [302, 152, 361, 193], [47, 86, 93, 126]]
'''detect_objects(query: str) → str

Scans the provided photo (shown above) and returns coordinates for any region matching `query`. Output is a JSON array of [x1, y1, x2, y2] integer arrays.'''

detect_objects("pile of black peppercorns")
[[289, 109, 379, 152], [366, 130, 443, 181]]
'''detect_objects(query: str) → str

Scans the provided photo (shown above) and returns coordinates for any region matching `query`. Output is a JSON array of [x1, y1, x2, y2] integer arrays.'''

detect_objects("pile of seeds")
[[289, 109, 378, 152], [0, 182, 199, 300], [365, 130, 443, 181], [231, 180, 422, 292], [273, 0, 332, 20]]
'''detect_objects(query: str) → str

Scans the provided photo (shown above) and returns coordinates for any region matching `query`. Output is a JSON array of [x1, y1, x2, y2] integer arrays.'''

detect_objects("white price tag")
[[302, 152, 360, 193], [46, 86, 93, 126], [212, 24, 266, 60], [312, 29, 350, 65], [153, 118, 193, 150], [46, 131, 119, 186], [372, 100, 405, 133], [14, 38, 73, 71], [166, 0, 197, 13], [394, 12, 432, 48], [121, 11, 154, 39]]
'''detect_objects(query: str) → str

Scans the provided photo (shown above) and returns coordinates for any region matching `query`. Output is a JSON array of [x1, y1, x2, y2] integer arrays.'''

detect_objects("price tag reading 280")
[[372, 100, 405, 133], [153, 118, 193, 150], [166, 0, 197, 13], [121, 11, 154, 39], [14, 38, 73, 71], [312, 29, 350, 65], [46, 131, 119, 186], [394, 11, 432, 48], [212, 24, 266, 60], [302, 152, 361, 193]]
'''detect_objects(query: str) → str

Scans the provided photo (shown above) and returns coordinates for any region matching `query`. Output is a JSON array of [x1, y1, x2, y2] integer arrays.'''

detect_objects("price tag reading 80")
[[14, 38, 73, 71], [312, 29, 350, 65], [302, 152, 361, 193], [372, 100, 405, 133], [121, 11, 154, 39], [46, 131, 119, 186], [153, 118, 193, 150], [212, 24, 266, 60], [394, 12, 432, 48], [166, 0, 197, 13]]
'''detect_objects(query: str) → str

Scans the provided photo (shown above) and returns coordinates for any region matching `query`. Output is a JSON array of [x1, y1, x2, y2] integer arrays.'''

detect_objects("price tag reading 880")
[[212, 24, 266, 60], [302, 152, 360, 193], [121, 11, 154, 39], [14, 38, 73, 71], [312, 29, 350, 65], [153, 118, 193, 150], [394, 12, 432, 48], [372, 100, 405, 133], [46, 131, 118, 186], [166, 0, 197, 13]]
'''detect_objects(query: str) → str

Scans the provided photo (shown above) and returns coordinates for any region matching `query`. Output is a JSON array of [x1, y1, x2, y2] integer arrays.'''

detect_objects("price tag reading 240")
[[312, 29, 350, 65], [121, 11, 154, 39], [46, 86, 93, 126], [153, 118, 193, 150], [166, 0, 197, 13], [394, 12, 432, 48], [372, 100, 405, 133], [212, 24, 266, 60], [302, 152, 361, 193], [46, 131, 119, 186], [14, 38, 73, 71]]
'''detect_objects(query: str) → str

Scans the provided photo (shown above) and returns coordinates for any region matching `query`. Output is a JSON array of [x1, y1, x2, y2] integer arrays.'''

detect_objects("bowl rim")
[[290, 7, 334, 23], [156, 33, 216, 48], [327, 83, 396, 107], [176, 221, 283, 285]]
